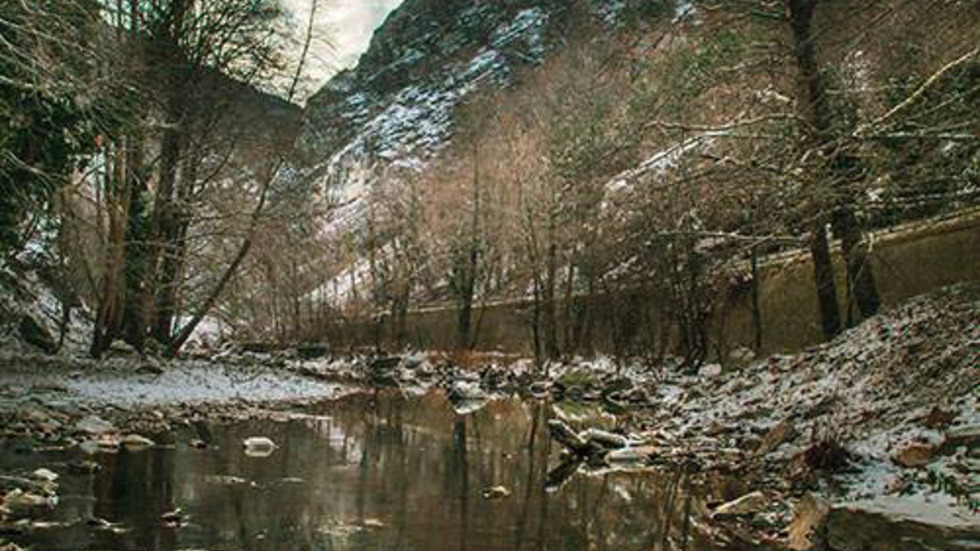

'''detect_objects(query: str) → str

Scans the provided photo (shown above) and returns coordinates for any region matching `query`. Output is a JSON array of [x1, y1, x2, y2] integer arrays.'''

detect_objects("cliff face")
[[296, 0, 630, 210]]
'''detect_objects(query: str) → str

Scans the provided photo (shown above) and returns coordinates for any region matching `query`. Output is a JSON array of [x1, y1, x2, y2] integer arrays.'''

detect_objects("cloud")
[[281, 0, 404, 95]]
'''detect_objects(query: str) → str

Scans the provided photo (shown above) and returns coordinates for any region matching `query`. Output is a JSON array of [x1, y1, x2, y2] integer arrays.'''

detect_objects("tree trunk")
[[543, 220, 559, 360], [457, 150, 481, 351], [152, 151, 195, 344], [750, 245, 764, 352], [809, 221, 841, 339], [834, 208, 881, 325], [788, 0, 879, 336], [456, 245, 477, 351], [121, 135, 148, 349], [91, 141, 131, 357], [562, 258, 576, 353]]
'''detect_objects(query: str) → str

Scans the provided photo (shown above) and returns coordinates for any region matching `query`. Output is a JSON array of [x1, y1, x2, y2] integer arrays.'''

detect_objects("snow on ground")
[[0, 356, 344, 410], [608, 282, 980, 518]]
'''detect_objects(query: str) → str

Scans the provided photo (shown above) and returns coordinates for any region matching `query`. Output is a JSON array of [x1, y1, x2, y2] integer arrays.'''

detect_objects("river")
[[0, 390, 757, 551]]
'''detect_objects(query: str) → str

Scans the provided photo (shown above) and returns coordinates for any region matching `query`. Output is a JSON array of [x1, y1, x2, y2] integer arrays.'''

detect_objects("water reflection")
[[3, 390, 755, 551]]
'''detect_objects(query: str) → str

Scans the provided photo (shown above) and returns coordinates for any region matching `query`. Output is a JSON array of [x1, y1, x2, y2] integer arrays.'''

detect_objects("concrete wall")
[[319, 213, 980, 359]]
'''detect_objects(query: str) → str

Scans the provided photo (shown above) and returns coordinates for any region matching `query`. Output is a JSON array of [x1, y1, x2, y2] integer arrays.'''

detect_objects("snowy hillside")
[[295, 0, 653, 237]]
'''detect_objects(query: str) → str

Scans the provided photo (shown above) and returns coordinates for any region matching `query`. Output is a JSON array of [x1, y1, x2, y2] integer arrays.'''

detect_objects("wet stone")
[[74, 416, 115, 436], [121, 434, 155, 451], [242, 436, 276, 458], [893, 442, 939, 468]]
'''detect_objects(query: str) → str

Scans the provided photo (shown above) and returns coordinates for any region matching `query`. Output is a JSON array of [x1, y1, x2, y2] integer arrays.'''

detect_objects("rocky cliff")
[[295, 0, 651, 225]]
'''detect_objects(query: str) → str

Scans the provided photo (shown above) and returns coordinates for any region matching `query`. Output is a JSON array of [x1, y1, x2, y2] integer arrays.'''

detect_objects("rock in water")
[[31, 468, 59, 483], [243, 436, 277, 457], [448, 381, 487, 401], [823, 497, 979, 551], [482, 485, 511, 500], [121, 434, 155, 451], [448, 381, 490, 415]]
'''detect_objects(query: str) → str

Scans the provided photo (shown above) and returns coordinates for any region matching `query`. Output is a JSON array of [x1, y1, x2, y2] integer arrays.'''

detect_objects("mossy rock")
[[557, 368, 601, 389]]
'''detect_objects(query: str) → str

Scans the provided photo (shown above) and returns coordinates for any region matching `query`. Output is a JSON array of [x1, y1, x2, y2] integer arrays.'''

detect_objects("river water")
[[1, 390, 756, 551]]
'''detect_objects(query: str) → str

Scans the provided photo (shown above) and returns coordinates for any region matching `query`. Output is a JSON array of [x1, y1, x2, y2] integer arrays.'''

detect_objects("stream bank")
[[1, 283, 977, 550]]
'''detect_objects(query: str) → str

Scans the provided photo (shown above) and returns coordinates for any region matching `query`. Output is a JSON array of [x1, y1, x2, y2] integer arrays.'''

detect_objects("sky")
[[281, 0, 405, 98]]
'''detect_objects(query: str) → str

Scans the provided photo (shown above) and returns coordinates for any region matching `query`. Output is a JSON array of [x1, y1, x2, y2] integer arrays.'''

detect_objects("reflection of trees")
[[514, 401, 541, 549], [451, 416, 469, 551], [92, 446, 177, 550], [70, 391, 735, 551]]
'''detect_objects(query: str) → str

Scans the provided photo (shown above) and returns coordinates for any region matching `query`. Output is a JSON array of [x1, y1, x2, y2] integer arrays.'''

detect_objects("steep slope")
[[295, 0, 650, 228]]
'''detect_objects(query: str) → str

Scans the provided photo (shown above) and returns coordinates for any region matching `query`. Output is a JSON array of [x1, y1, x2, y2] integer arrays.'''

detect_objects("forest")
[[0, 1, 978, 550]]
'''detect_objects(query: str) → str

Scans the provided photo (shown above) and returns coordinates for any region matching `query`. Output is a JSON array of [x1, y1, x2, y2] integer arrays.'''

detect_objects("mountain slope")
[[295, 0, 648, 212]]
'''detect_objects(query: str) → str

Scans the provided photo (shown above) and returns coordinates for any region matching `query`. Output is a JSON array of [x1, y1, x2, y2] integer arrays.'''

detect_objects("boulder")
[[892, 442, 939, 468], [823, 497, 980, 551], [787, 493, 830, 550]]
